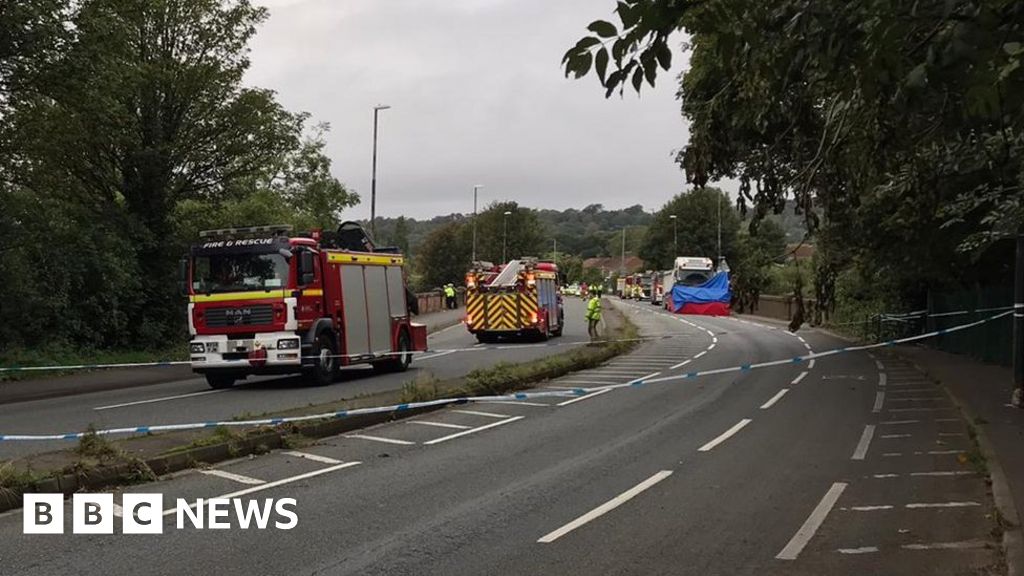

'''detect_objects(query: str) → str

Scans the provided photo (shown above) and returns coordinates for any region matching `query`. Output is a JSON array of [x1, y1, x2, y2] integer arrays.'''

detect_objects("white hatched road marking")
[[199, 469, 264, 485], [283, 451, 342, 465], [902, 540, 989, 550], [164, 461, 361, 517], [344, 434, 416, 446], [872, 391, 885, 413], [847, 505, 893, 511], [880, 433, 911, 439], [452, 409, 511, 419], [881, 420, 921, 425], [851, 425, 875, 460], [905, 501, 981, 509], [878, 373, 887, 387], [838, 547, 878, 555], [423, 416, 525, 445], [776, 482, 848, 560], [760, 389, 789, 410], [698, 419, 752, 452], [537, 471, 673, 544], [408, 420, 472, 430]]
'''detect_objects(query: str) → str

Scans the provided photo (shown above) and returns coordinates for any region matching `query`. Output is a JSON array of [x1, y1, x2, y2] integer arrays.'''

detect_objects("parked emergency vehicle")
[[464, 258, 564, 343], [660, 269, 676, 310], [674, 256, 715, 286], [183, 223, 427, 389]]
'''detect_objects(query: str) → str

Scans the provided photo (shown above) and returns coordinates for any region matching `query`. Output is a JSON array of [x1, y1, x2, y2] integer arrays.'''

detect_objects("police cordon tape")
[[0, 334, 681, 374], [0, 309, 1012, 442], [809, 304, 1015, 326]]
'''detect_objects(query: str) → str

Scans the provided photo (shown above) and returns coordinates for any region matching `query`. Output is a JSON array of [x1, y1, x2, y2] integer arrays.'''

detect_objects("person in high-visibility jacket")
[[586, 289, 602, 341], [444, 283, 456, 309]]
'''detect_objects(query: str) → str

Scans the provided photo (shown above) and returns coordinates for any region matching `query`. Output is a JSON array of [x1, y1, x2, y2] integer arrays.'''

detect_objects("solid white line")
[[417, 350, 458, 361], [163, 461, 361, 516], [199, 469, 265, 486], [344, 434, 415, 446], [776, 482, 848, 560], [537, 470, 673, 543], [872, 391, 885, 413], [94, 389, 225, 411], [408, 420, 472, 430], [838, 546, 878, 555], [791, 371, 808, 385], [557, 388, 612, 407], [760, 389, 790, 410], [698, 419, 753, 452], [902, 540, 988, 551], [452, 409, 511, 419], [878, 373, 887, 388], [423, 416, 524, 445], [851, 425, 876, 460], [283, 451, 342, 465], [905, 501, 980, 509]]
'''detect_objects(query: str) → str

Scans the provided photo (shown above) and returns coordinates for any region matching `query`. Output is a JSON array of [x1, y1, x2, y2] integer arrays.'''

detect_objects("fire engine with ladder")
[[182, 222, 427, 389], [464, 258, 564, 343]]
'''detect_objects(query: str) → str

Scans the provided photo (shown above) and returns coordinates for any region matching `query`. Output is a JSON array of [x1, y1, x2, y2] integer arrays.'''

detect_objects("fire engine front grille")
[[204, 304, 275, 328]]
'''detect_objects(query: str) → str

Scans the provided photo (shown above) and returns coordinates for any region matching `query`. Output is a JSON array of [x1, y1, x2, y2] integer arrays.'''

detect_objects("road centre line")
[[93, 389, 226, 411], [670, 359, 692, 369], [423, 416, 524, 445], [791, 371, 808, 385], [199, 469, 264, 485], [902, 540, 989, 551], [851, 425, 876, 460], [344, 434, 416, 446], [452, 409, 513, 419], [905, 501, 981, 508], [872, 471, 975, 478], [283, 451, 342, 465], [557, 388, 612, 406], [537, 470, 673, 544], [808, 359, 816, 369], [163, 461, 361, 517], [760, 389, 789, 410], [408, 420, 472, 430], [838, 546, 879, 554], [847, 505, 893, 511], [698, 419, 753, 452], [880, 433, 911, 439], [776, 482, 848, 560]]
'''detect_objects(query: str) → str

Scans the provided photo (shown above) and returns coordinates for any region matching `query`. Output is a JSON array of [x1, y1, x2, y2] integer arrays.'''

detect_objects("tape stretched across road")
[[0, 309, 1012, 442]]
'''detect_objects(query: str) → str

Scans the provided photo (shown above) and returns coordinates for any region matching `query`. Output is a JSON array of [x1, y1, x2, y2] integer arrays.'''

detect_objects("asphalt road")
[[0, 299, 591, 459], [0, 299, 1001, 575]]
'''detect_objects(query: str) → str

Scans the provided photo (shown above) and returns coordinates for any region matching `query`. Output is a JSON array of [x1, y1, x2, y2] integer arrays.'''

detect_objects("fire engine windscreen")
[[192, 252, 289, 293], [675, 269, 712, 287]]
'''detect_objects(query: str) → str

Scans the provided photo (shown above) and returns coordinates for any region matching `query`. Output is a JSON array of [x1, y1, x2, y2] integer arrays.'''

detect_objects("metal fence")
[[927, 284, 1014, 367]]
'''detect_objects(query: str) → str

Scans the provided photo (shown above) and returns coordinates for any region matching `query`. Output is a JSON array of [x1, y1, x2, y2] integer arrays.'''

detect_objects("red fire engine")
[[182, 222, 427, 389]]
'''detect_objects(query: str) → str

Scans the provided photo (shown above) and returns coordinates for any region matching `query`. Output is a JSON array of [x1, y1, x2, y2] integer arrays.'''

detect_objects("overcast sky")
[[246, 0, 702, 220]]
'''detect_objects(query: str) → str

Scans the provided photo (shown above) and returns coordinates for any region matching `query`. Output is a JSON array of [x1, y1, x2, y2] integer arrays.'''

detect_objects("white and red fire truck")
[[182, 223, 427, 389]]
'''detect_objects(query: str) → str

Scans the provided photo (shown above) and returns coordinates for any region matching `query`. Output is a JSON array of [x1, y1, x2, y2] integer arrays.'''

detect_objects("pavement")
[[0, 301, 590, 459], [0, 300, 1009, 575]]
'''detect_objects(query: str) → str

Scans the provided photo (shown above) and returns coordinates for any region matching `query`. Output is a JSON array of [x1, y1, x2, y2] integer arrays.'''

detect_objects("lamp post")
[[472, 184, 483, 263], [502, 211, 512, 263], [670, 214, 678, 255], [620, 227, 627, 275], [370, 104, 391, 238]]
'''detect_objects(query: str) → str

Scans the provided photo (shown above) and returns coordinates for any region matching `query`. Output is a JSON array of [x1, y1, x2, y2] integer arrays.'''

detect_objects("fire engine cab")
[[182, 222, 427, 389]]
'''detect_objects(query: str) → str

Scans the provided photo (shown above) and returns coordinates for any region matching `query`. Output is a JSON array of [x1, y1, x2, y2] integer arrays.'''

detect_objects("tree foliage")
[[0, 0, 356, 351], [566, 0, 1024, 313]]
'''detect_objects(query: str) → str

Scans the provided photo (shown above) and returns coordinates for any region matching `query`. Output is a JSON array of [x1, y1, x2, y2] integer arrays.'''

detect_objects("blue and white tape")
[[0, 309, 1011, 442]]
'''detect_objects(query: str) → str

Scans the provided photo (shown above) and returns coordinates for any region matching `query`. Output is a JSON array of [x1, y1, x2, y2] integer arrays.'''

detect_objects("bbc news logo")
[[24, 494, 298, 534]]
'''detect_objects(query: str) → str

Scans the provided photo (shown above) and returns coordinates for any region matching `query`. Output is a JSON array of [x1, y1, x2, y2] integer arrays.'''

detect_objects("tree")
[[639, 188, 740, 270], [564, 0, 1024, 313], [415, 221, 472, 289], [392, 216, 411, 255], [271, 124, 359, 230], [473, 201, 545, 264]]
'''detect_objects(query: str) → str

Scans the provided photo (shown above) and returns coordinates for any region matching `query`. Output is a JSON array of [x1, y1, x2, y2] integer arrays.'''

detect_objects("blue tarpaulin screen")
[[671, 271, 730, 310]]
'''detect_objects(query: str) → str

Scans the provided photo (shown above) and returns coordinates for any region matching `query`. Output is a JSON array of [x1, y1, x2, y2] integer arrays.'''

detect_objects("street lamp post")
[[472, 184, 483, 263], [370, 104, 391, 238], [502, 211, 512, 263], [670, 214, 678, 256], [620, 227, 627, 275]]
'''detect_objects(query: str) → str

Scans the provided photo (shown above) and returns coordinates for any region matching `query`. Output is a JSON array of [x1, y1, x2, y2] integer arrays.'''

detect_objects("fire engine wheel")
[[551, 317, 564, 337], [374, 330, 412, 373], [306, 332, 338, 387], [205, 374, 235, 389]]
